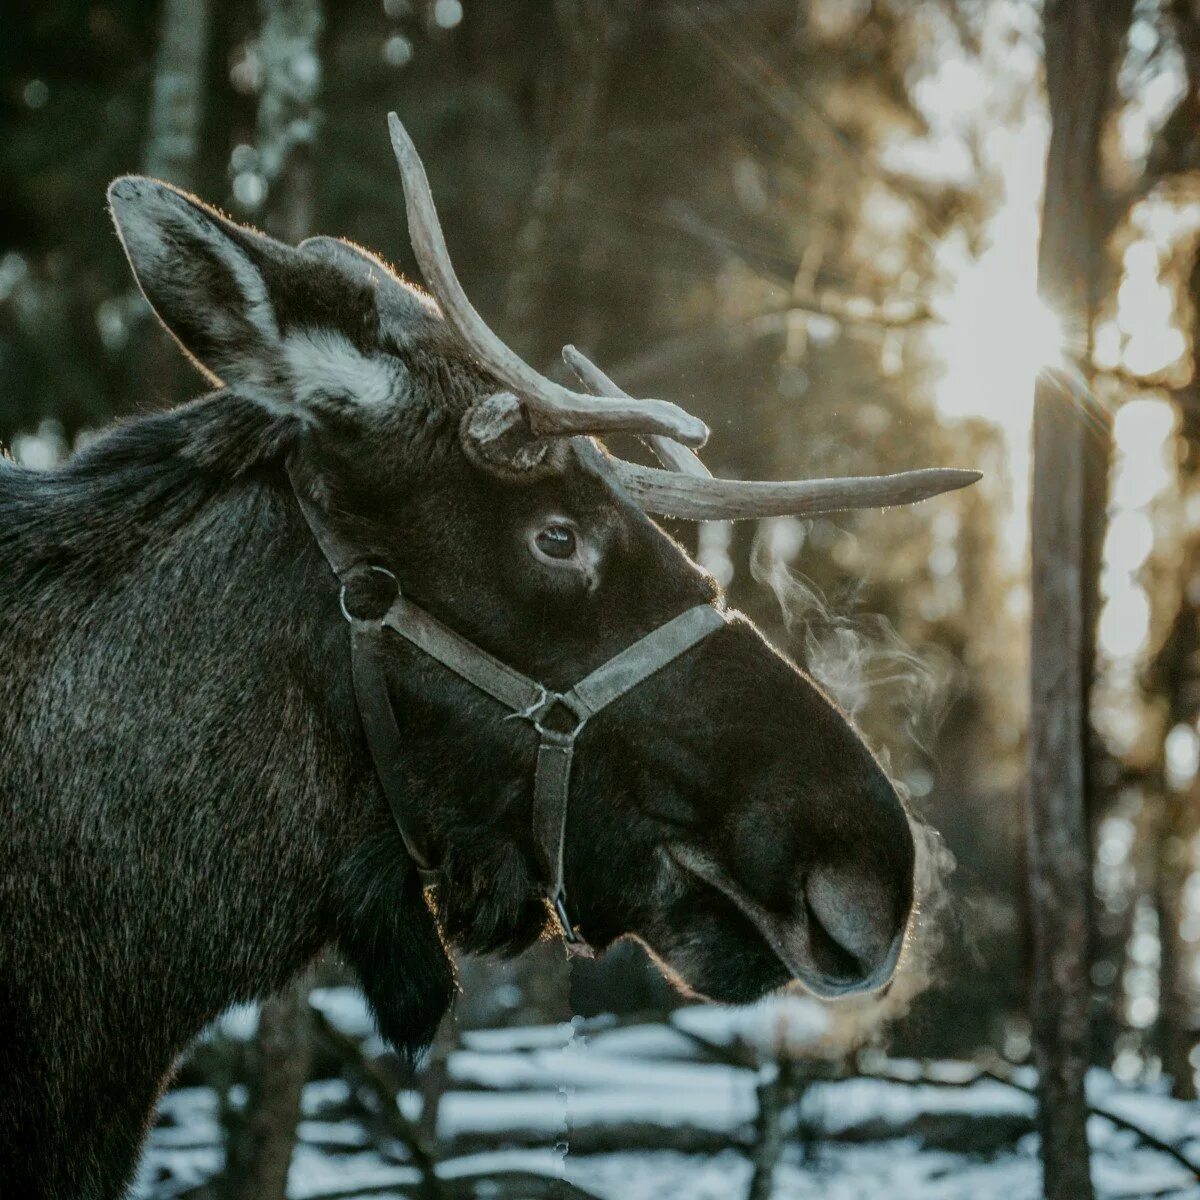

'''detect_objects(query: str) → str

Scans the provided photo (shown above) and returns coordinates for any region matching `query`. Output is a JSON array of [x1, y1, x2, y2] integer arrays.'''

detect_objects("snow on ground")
[[447, 1048, 748, 1106], [139, 1099, 1200, 1200], [671, 993, 831, 1052], [135, 994, 1200, 1199], [567, 1136, 1198, 1200]]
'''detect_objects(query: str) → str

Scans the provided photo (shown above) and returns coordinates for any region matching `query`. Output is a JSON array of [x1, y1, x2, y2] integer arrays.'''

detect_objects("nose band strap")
[[291, 476, 726, 949], [380, 594, 724, 948], [394, 602, 725, 946]]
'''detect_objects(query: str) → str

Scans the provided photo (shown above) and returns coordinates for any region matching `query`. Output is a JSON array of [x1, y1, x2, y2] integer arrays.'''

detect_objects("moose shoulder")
[[0, 116, 977, 1199]]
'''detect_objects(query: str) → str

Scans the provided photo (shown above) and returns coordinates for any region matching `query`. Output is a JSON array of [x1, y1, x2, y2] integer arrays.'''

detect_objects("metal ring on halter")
[[338, 565, 400, 624], [511, 690, 589, 741], [533, 701, 588, 741]]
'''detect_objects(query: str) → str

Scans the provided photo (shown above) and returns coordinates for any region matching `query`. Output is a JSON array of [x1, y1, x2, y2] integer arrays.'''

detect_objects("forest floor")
[[137, 988, 1200, 1200]]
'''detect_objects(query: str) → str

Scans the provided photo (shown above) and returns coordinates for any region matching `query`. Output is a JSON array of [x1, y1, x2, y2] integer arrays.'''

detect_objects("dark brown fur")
[[0, 179, 915, 1198]]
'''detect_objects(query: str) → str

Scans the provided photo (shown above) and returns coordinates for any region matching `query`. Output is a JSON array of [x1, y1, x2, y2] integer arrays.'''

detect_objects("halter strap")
[[382, 596, 543, 715], [290, 475, 725, 950]]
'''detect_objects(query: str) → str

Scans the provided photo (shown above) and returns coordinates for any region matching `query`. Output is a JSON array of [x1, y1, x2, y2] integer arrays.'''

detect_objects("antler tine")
[[386, 114, 709, 449], [560, 343, 980, 520], [562, 345, 713, 478], [609, 461, 982, 521]]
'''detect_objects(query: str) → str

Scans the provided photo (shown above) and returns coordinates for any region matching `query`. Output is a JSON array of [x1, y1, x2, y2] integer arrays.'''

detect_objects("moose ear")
[[300, 234, 438, 331], [107, 176, 290, 410], [300, 235, 391, 281]]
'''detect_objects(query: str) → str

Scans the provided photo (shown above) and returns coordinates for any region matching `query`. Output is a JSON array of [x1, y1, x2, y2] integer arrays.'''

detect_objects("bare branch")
[[850, 1054, 1200, 1184], [297, 1170, 609, 1200], [308, 1005, 446, 1200]]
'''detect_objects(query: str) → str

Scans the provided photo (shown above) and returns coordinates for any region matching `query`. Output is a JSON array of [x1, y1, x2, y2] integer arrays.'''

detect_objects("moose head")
[[100, 115, 975, 1013]]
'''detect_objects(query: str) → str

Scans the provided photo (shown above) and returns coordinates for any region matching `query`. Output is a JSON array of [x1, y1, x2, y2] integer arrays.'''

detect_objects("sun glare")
[[915, 12, 1188, 573], [897, 1, 1193, 591], [928, 195, 1049, 435], [922, 106, 1050, 563], [1025, 297, 1068, 377]]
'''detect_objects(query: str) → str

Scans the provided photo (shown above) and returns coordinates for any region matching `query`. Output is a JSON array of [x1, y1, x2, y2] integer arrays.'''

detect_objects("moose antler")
[[561, 345, 713, 478], [605, 460, 982, 520], [387, 111, 979, 519], [387, 113, 708, 449], [563, 345, 980, 521]]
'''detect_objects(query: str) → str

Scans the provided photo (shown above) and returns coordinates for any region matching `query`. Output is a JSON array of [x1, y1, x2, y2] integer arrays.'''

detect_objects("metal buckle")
[[339, 565, 399, 624], [553, 893, 577, 939], [553, 891, 592, 955]]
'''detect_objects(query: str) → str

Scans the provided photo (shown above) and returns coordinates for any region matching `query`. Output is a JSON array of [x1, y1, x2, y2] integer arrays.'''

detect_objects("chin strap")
[[290, 473, 726, 952]]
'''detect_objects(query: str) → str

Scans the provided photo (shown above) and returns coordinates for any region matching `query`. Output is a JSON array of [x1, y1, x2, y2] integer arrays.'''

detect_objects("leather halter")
[[290, 476, 726, 952]]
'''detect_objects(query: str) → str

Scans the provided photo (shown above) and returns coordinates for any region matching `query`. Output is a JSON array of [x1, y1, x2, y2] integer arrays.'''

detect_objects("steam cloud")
[[749, 519, 961, 1048]]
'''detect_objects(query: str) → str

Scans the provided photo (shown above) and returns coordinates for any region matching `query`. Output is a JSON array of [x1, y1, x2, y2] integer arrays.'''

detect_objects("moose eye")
[[533, 523, 577, 562]]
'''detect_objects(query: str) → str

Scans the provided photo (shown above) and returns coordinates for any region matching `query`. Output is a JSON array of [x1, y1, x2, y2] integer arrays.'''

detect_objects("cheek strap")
[[290, 472, 725, 951]]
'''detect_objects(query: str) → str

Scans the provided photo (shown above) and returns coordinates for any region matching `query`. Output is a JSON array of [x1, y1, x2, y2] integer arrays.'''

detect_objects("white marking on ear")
[[283, 329, 400, 409], [226, 252, 279, 345]]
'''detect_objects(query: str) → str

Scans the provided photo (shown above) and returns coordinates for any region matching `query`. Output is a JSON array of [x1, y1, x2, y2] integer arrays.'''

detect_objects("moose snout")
[[803, 859, 910, 992]]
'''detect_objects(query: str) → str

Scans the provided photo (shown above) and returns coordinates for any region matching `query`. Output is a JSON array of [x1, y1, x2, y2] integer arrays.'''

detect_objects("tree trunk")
[[1148, 462, 1200, 1100], [142, 0, 213, 189], [502, 0, 638, 362], [254, 0, 324, 243], [138, 0, 214, 408], [1155, 195, 1200, 1103], [223, 6, 324, 1196], [224, 980, 312, 1200], [745, 1057, 797, 1200], [1027, 4, 1132, 1199], [1153, 784, 1196, 1099]]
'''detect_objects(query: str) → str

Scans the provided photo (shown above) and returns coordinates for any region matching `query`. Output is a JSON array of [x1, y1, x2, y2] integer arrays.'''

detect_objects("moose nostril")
[[804, 864, 897, 977]]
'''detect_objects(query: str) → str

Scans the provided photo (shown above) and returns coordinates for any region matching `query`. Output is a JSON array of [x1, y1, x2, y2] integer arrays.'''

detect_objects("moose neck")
[[0, 395, 459, 1111], [0, 399, 345, 745]]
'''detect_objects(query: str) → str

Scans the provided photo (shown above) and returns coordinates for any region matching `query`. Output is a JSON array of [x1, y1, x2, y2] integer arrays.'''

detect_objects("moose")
[[0, 113, 977, 1199]]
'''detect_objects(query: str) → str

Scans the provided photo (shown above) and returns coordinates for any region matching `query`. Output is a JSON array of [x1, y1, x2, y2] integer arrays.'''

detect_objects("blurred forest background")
[[6, 1, 1200, 1197]]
